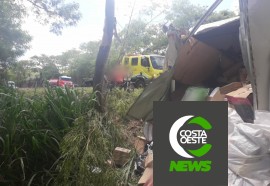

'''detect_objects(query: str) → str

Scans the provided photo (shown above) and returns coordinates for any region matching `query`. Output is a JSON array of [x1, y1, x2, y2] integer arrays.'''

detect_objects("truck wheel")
[[136, 80, 145, 88]]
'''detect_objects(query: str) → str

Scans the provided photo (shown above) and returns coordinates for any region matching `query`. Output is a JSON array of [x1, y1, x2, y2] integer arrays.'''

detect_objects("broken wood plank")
[[134, 136, 147, 154], [112, 147, 131, 167]]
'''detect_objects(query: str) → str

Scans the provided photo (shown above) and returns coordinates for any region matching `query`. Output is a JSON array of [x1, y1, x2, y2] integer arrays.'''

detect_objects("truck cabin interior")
[[171, 17, 244, 100]]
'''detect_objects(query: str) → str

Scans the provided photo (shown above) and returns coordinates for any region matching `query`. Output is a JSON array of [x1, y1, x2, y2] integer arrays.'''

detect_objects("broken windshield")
[[150, 56, 165, 70]]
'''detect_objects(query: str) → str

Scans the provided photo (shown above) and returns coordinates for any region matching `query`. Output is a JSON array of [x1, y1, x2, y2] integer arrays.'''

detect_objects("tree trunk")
[[93, 0, 115, 112]]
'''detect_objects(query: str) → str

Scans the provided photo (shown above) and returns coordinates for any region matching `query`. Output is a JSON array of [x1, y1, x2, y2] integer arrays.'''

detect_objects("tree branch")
[[25, 0, 57, 16]]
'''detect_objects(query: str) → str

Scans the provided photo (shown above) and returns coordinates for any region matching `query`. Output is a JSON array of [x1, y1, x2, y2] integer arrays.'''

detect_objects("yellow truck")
[[121, 54, 165, 88]]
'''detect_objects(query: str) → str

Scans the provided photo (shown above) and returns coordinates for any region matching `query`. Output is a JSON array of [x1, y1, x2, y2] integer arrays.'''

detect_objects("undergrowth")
[[0, 86, 141, 185], [54, 112, 124, 186], [107, 88, 142, 118]]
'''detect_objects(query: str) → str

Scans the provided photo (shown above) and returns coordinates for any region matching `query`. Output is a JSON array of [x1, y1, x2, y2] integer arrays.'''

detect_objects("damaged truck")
[[127, 0, 270, 185]]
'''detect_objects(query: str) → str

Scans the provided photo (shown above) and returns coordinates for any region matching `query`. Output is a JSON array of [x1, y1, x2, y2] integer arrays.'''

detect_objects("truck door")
[[141, 56, 152, 78], [131, 57, 139, 76], [123, 57, 129, 66]]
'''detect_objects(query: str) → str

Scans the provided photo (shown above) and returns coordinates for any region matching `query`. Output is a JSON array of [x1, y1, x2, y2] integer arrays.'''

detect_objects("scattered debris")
[[226, 84, 252, 99], [134, 136, 147, 155], [226, 85, 254, 123], [220, 82, 243, 95], [112, 147, 131, 167], [138, 153, 153, 186], [106, 159, 113, 167], [207, 87, 225, 101], [91, 166, 102, 174], [181, 87, 209, 101], [135, 142, 153, 177], [134, 155, 146, 176], [127, 1, 270, 184]]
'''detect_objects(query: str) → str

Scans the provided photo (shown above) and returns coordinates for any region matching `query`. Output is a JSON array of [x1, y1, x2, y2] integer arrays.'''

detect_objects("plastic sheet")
[[228, 110, 270, 186]]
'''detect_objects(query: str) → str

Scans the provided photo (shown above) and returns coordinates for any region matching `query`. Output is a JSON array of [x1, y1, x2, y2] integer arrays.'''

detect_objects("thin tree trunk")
[[93, 0, 115, 112]]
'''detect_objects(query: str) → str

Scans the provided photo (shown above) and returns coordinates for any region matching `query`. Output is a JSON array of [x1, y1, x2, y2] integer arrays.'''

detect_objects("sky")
[[21, 0, 239, 59]]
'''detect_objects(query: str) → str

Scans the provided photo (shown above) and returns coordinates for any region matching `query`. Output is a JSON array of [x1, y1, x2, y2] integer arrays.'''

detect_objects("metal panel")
[[239, 0, 270, 111]]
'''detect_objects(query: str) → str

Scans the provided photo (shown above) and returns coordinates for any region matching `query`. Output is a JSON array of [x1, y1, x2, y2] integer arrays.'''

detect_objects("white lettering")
[[179, 130, 208, 144]]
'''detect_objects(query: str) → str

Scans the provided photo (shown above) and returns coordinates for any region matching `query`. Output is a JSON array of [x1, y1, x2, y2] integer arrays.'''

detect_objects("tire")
[[135, 79, 145, 88]]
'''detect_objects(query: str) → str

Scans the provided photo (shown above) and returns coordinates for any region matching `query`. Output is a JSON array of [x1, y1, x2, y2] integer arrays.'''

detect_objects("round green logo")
[[169, 115, 212, 158]]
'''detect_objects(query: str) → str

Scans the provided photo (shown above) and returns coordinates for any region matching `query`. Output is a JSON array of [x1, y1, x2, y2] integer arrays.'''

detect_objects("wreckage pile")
[[126, 15, 270, 185], [130, 78, 269, 185]]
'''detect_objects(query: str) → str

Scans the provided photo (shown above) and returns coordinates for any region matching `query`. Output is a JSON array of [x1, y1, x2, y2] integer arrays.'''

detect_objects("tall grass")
[[54, 112, 124, 186], [0, 86, 96, 185], [107, 88, 142, 118], [0, 86, 141, 185], [54, 88, 142, 186]]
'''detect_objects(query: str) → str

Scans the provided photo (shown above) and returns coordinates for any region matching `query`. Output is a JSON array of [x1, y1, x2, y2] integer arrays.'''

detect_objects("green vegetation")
[[0, 86, 141, 185], [0, 0, 237, 185], [54, 112, 124, 186], [0, 0, 81, 84], [3, 0, 237, 87], [107, 88, 142, 118], [0, 0, 31, 82]]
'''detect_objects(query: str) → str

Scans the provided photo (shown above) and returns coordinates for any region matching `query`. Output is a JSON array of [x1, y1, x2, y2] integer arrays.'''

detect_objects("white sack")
[[228, 110, 270, 186]]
